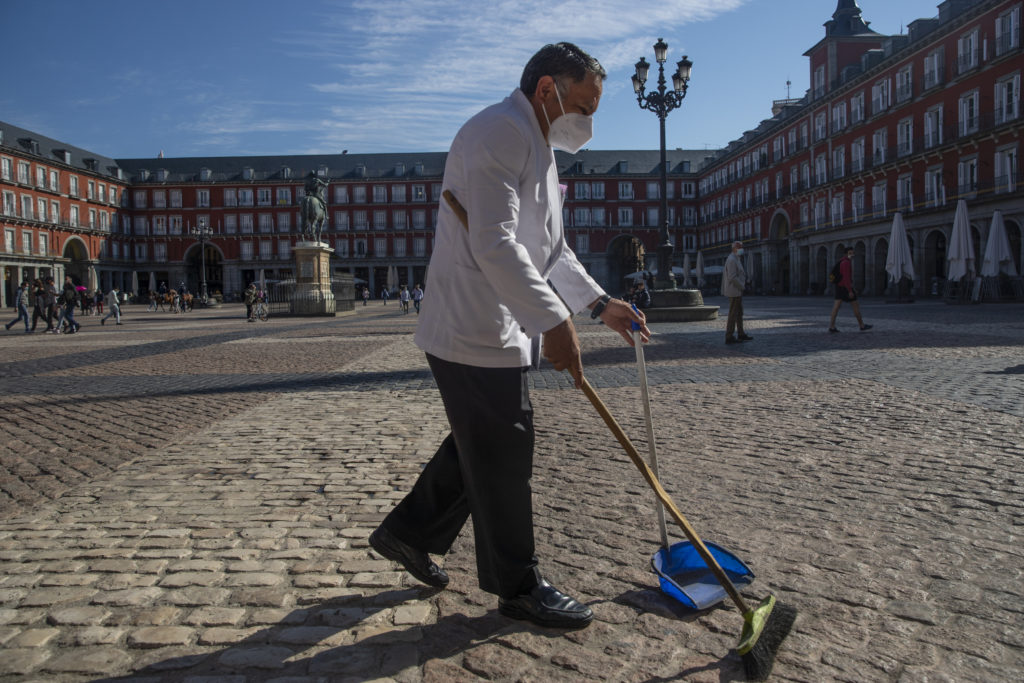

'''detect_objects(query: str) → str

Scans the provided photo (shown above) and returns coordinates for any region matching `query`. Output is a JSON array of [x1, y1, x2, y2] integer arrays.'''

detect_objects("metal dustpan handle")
[[631, 306, 669, 550]]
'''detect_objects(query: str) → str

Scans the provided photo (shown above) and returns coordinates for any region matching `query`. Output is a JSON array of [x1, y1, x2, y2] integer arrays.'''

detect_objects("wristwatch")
[[590, 294, 612, 319]]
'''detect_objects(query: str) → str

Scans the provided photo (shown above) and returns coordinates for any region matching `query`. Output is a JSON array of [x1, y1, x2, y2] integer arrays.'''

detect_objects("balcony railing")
[[923, 67, 945, 90], [957, 50, 979, 75]]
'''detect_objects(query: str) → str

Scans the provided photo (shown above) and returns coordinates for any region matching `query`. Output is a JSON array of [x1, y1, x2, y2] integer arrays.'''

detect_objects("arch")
[[923, 228, 947, 295], [815, 245, 829, 293], [873, 237, 889, 295], [769, 210, 790, 241], [606, 233, 647, 294], [61, 237, 90, 287], [1005, 217, 1021, 274], [183, 242, 225, 297]]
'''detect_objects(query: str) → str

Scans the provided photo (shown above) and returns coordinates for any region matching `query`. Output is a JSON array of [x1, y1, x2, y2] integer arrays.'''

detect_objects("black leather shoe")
[[725, 336, 740, 344], [738, 334, 753, 341], [369, 526, 448, 588], [498, 579, 593, 629]]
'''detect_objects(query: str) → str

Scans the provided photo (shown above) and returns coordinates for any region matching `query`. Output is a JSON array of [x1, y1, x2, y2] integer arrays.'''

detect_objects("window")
[[592, 207, 605, 226], [335, 239, 349, 257], [924, 106, 944, 148], [897, 118, 914, 157], [170, 216, 183, 234], [352, 186, 367, 203], [354, 210, 368, 229], [414, 237, 426, 257], [354, 239, 367, 256], [995, 74, 1021, 124], [872, 182, 887, 217], [153, 215, 167, 234], [276, 187, 291, 206], [69, 175, 78, 197], [618, 182, 633, 200], [872, 79, 891, 114], [831, 195, 844, 225], [0, 157, 10, 181], [38, 233, 48, 256], [87, 180, 95, 199], [109, 187, 117, 205], [393, 237, 406, 257], [646, 207, 659, 226], [133, 216, 147, 234], [70, 205, 79, 226], [831, 102, 847, 132], [775, 172, 783, 198], [260, 240, 274, 260], [373, 210, 387, 229], [897, 174, 914, 211], [333, 185, 348, 204], [895, 66, 913, 103], [240, 241, 253, 261], [277, 213, 290, 232], [239, 189, 253, 206], [814, 200, 825, 228], [49, 169, 59, 191], [135, 243, 148, 262], [152, 190, 166, 208], [154, 243, 167, 262], [814, 112, 827, 141], [133, 190, 147, 208], [995, 147, 1018, 193], [958, 157, 978, 194], [800, 123, 809, 148], [832, 146, 845, 178], [393, 211, 407, 229], [958, 28, 979, 74], [801, 162, 810, 190], [618, 207, 632, 226], [411, 184, 426, 202], [373, 185, 387, 203], [412, 210, 425, 229], [257, 188, 271, 206], [197, 190, 210, 208], [17, 161, 29, 184], [959, 91, 980, 135], [815, 156, 827, 185], [872, 129, 888, 165], [646, 181, 659, 199], [923, 49, 945, 90], [37, 198, 47, 222], [926, 167, 945, 206], [790, 166, 798, 193], [374, 237, 387, 256], [851, 138, 865, 173], [1, 191, 13, 217], [591, 182, 605, 199], [576, 233, 589, 254], [21, 195, 32, 220], [335, 211, 349, 230], [224, 214, 237, 233], [431, 184, 442, 202], [773, 137, 784, 161], [4, 228, 14, 252], [259, 214, 274, 232], [392, 185, 406, 203], [852, 188, 865, 220], [573, 207, 591, 225], [996, 6, 1021, 56], [240, 214, 253, 233], [36, 166, 46, 188], [574, 182, 590, 199], [788, 128, 797, 152], [813, 65, 825, 99]]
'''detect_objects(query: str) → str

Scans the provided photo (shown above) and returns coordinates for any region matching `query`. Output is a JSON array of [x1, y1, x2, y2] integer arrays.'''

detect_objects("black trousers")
[[381, 354, 539, 598]]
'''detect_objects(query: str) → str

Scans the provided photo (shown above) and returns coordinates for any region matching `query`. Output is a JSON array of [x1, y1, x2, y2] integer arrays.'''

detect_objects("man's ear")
[[534, 75, 556, 102]]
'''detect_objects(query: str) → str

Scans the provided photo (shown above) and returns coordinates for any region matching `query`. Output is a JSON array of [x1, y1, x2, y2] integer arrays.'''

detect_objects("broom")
[[441, 188, 796, 680]]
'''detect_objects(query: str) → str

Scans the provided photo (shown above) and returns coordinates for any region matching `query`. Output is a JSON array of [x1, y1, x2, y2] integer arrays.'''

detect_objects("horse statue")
[[300, 175, 327, 243]]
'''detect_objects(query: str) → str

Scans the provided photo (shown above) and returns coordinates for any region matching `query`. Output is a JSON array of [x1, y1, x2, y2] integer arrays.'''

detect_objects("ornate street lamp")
[[633, 38, 692, 290], [190, 218, 214, 304]]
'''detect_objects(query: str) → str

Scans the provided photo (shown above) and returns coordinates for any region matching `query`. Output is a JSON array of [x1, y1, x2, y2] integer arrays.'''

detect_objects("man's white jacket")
[[415, 89, 604, 368]]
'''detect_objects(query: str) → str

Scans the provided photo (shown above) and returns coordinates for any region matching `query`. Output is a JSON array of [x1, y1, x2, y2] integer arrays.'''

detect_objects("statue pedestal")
[[644, 288, 719, 322], [291, 242, 335, 316]]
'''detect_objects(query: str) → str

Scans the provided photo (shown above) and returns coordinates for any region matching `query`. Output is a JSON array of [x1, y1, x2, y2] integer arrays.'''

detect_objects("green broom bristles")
[[738, 596, 798, 681]]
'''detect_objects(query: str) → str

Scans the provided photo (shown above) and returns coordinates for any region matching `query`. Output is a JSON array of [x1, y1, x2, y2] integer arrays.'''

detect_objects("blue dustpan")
[[651, 540, 755, 611]]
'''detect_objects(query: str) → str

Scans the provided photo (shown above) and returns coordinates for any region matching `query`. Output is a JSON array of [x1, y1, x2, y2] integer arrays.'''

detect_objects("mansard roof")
[[0, 119, 125, 180]]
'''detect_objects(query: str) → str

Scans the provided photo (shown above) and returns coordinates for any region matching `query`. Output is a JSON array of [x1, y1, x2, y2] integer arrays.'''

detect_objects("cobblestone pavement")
[[0, 297, 1022, 682]]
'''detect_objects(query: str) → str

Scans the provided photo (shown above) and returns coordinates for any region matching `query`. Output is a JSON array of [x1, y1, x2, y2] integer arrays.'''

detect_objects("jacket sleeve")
[[463, 122, 570, 338], [547, 246, 604, 314]]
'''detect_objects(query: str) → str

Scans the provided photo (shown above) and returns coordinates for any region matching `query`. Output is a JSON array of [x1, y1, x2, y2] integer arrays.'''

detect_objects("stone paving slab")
[[0, 297, 1022, 681]]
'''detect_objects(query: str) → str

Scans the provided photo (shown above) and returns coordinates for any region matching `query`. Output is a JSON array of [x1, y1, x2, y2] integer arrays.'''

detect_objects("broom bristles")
[[741, 601, 797, 681]]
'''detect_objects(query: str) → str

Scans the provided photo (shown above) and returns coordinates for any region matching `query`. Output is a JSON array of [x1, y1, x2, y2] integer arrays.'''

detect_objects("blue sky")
[[1, 0, 943, 159]]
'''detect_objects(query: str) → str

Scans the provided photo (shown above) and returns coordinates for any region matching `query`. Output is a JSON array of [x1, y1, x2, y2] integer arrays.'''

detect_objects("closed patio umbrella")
[[695, 251, 705, 287], [131, 271, 139, 296], [946, 199, 975, 282], [885, 212, 915, 283], [681, 253, 692, 288], [981, 211, 1018, 277]]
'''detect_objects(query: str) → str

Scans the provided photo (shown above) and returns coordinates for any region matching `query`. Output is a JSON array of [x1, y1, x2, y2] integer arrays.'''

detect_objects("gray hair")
[[520, 42, 606, 97]]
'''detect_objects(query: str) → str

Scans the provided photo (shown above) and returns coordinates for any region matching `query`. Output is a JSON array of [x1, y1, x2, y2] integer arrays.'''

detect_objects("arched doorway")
[[873, 238, 889, 295], [606, 234, 645, 296], [769, 212, 790, 294], [184, 243, 224, 297], [923, 229, 947, 295], [1005, 218, 1022, 274], [62, 238, 89, 286], [797, 245, 810, 294]]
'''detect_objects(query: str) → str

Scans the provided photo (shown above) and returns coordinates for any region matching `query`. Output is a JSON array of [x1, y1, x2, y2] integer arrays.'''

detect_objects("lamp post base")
[[644, 287, 719, 322]]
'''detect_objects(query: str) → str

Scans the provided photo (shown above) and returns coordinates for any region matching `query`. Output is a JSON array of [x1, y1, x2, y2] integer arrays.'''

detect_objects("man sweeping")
[[369, 42, 648, 630]]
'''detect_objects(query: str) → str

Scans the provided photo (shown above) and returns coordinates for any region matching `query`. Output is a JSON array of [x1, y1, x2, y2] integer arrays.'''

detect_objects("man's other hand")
[[543, 318, 583, 388]]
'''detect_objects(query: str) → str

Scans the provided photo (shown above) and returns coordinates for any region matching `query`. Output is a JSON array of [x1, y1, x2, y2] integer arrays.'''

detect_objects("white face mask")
[[736, 248, 744, 256], [543, 83, 593, 154]]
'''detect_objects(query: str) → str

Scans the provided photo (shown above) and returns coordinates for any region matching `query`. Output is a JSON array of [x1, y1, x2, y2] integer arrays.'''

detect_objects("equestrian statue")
[[300, 175, 328, 243]]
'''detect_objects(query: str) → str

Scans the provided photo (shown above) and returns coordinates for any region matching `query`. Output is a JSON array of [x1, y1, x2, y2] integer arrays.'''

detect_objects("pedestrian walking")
[[362, 287, 370, 306], [722, 241, 752, 344], [30, 279, 49, 332], [369, 42, 648, 631], [61, 276, 82, 333], [44, 277, 58, 331], [829, 246, 872, 333], [4, 280, 31, 333], [101, 286, 122, 325], [380, 286, 390, 305], [411, 284, 423, 314], [244, 283, 258, 321], [399, 285, 410, 314]]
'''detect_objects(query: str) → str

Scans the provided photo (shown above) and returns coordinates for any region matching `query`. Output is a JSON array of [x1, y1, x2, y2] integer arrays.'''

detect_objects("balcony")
[[923, 67, 945, 91], [996, 33, 1020, 57], [895, 84, 914, 103], [956, 51, 978, 75]]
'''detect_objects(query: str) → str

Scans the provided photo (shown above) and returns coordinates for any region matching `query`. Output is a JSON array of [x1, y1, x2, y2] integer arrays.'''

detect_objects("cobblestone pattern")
[[0, 299, 1021, 681]]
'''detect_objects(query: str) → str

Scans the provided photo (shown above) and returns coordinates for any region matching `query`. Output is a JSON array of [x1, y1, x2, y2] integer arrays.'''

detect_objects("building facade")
[[697, 0, 1022, 296], [2, 0, 1021, 307]]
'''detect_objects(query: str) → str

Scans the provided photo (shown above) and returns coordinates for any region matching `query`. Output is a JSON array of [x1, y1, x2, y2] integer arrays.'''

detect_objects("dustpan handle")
[[579, 375, 750, 615], [631, 307, 669, 550]]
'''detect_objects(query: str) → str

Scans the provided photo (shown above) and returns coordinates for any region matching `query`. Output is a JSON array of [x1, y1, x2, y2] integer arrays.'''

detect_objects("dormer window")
[[138, 169, 149, 181], [414, 161, 424, 175], [395, 162, 405, 176], [200, 168, 211, 181], [318, 165, 329, 177], [156, 169, 168, 182], [281, 166, 292, 179], [242, 167, 254, 180], [355, 164, 366, 177]]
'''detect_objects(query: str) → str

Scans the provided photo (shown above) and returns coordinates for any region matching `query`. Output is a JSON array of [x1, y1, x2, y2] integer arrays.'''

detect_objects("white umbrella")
[[386, 265, 398, 291], [625, 271, 647, 281], [981, 211, 1018, 277], [745, 249, 753, 285], [885, 212, 916, 283], [148, 272, 156, 293], [947, 199, 975, 282], [131, 271, 139, 296], [258, 268, 266, 291], [696, 251, 705, 285], [681, 253, 692, 287]]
